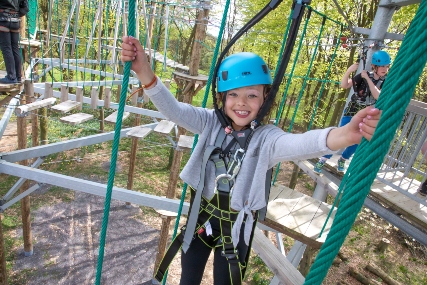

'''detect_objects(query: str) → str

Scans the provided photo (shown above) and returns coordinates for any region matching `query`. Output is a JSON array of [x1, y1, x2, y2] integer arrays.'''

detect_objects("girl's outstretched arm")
[[121, 36, 156, 88], [326, 106, 381, 151]]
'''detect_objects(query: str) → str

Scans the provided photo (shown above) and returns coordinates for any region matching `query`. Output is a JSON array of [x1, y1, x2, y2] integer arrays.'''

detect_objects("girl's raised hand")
[[121, 36, 155, 84]]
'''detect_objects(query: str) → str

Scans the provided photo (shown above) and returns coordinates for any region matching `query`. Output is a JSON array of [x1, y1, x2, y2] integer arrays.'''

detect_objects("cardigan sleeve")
[[143, 78, 212, 135]]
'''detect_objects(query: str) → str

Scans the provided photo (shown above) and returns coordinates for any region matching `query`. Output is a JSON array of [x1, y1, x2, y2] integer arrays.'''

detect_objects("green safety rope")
[[94, 0, 136, 283], [307, 28, 342, 130], [304, 1, 427, 284], [27, 0, 37, 38], [161, 1, 231, 284]]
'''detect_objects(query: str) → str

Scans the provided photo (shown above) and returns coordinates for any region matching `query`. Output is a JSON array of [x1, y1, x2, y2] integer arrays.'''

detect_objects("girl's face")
[[224, 85, 265, 131]]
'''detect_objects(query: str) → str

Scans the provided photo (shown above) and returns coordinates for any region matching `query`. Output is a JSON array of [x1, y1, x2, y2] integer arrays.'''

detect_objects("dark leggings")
[[179, 216, 249, 285], [0, 16, 21, 80]]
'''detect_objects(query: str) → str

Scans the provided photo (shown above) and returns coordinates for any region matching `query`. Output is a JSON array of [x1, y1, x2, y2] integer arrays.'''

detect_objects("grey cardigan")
[[145, 79, 335, 246]]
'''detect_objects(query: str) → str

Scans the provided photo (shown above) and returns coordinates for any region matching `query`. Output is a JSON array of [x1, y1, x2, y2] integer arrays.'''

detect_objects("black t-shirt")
[[0, 0, 19, 11], [344, 72, 385, 116]]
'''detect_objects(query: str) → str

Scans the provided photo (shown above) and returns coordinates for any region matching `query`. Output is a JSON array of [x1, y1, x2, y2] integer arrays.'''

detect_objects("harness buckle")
[[213, 173, 234, 194], [221, 249, 239, 260]]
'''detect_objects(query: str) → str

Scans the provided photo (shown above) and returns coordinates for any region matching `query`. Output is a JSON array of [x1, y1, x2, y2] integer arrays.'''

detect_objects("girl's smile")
[[224, 85, 265, 130]]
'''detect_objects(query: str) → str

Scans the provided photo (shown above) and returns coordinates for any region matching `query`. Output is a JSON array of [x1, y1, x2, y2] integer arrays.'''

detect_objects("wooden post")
[[126, 88, 144, 206], [0, 214, 7, 285], [153, 149, 182, 274], [17, 92, 33, 257], [76, 86, 83, 110], [104, 87, 111, 109], [44, 82, 53, 98], [98, 86, 104, 132], [60, 84, 68, 102], [91, 87, 98, 109], [39, 85, 49, 145], [131, 87, 138, 106], [26, 81, 39, 149]]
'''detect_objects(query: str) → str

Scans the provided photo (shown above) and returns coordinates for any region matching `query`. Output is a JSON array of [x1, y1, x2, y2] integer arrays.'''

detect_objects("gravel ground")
[[13, 191, 160, 285]]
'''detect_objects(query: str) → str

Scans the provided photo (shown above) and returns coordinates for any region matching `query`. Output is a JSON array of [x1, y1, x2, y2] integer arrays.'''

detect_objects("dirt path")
[[12, 191, 161, 285]]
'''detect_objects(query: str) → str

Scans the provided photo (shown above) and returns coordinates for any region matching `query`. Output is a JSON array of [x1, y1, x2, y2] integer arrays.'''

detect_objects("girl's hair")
[[215, 85, 276, 126]]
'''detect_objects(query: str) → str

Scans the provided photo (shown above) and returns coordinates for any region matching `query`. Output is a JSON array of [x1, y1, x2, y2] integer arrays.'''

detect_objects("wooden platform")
[[260, 184, 336, 249], [60, 113, 93, 125], [371, 172, 427, 229], [51, 100, 81, 113], [104, 111, 130, 124], [126, 126, 152, 139], [299, 158, 427, 233], [173, 71, 209, 85], [177, 135, 194, 151], [153, 120, 176, 134]]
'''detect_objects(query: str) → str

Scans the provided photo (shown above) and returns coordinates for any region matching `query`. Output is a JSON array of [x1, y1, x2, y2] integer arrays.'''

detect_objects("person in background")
[[418, 140, 427, 196], [0, 0, 23, 84], [314, 50, 391, 174]]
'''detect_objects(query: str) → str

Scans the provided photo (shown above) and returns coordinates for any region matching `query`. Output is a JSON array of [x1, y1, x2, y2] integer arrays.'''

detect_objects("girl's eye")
[[227, 92, 238, 97], [248, 94, 258, 99]]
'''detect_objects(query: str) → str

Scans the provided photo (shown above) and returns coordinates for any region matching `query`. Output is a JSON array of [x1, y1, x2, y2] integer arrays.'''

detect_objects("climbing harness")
[[155, 127, 258, 284], [0, 11, 21, 32], [344, 71, 384, 116]]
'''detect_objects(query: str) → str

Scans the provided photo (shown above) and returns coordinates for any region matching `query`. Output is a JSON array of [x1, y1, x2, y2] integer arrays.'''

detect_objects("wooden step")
[[60, 113, 93, 125], [104, 111, 130, 124], [127, 126, 152, 139], [15, 98, 56, 115], [51, 100, 81, 113], [177, 135, 194, 151], [259, 184, 336, 249], [153, 120, 176, 134]]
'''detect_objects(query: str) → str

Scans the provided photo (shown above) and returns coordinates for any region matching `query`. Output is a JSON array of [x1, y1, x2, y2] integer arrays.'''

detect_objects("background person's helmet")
[[217, 52, 272, 92], [371, 50, 391, 66]]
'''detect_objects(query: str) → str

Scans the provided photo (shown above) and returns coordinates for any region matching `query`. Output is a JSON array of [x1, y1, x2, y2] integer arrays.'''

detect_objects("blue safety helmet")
[[372, 50, 391, 66], [217, 52, 273, 92]]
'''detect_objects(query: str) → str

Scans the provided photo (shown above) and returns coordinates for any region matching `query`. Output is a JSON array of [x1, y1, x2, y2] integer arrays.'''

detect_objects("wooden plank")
[[90, 87, 98, 109], [15, 98, 56, 115], [19, 39, 42, 48], [304, 201, 336, 242], [126, 126, 152, 139], [154, 120, 175, 134], [252, 229, 305, 285], [370, 181, 427, 229], [51, 100, 81, 113], [277, 196, 323, 236], [60, 113, 93, 126], [268, 184, 286, 202], [44, 82, 53, 98], [104, 87, 111, 108], [104, 111, 130, 124], [173, 71, 208, 82], [60, 84, 68, 102], [75, 86, 83, 110], [177, 135, 194, 151], [260, 184, 336, 249]]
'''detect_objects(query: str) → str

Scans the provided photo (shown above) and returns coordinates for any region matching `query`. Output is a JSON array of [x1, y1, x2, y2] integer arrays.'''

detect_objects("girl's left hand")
[[352, 106, 382, 142]]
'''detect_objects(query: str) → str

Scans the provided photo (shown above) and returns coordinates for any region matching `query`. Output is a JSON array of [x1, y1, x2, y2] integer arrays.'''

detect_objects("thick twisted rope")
[[94, 0, 136, 284], [304, 2, 427, 284]]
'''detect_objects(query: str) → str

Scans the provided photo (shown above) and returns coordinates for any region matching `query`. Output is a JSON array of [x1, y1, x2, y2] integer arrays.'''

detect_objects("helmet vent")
[[221, 71, 228, 81], [262, 65, 268, 74]]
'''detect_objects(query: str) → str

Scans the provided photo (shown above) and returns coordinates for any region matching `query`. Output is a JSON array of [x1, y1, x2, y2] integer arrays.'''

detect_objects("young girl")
[[121, 36, 381, 285]]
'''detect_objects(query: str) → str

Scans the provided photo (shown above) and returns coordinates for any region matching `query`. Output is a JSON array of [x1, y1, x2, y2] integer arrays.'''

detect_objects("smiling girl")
[[121, 36, 381, 285]]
